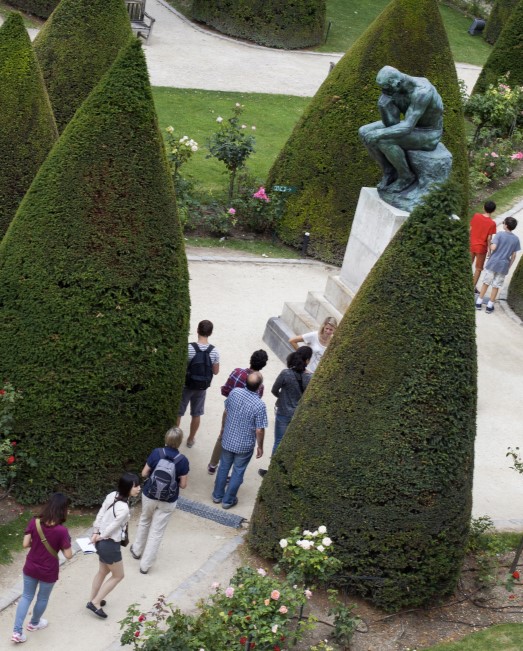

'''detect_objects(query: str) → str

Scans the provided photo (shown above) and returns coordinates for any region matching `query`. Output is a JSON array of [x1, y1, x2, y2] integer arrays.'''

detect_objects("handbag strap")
[[35, 518, 58, 559]]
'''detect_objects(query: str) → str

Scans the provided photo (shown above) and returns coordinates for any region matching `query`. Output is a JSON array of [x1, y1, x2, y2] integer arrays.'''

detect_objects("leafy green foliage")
[[192, 0, 326, 49], [33, 0, 133, 131], [484, 0, 519, 45], [473, 0, 523, 94], [250, 182, 477, 610], [120, 567, 313, 650], [508, 249, 523, 319], [268, 0, 469, 264], [207, 103, 256, 201], [6, 0, 58, 19], [0, 12, 58, 238], [0, 39, 189, 505]]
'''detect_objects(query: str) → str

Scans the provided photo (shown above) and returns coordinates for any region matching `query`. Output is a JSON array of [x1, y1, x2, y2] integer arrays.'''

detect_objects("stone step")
[[303, 290, 344, 325], [262, 316, 295, 364], [281, 302, 319, 335], [324, 274, 355, 314]]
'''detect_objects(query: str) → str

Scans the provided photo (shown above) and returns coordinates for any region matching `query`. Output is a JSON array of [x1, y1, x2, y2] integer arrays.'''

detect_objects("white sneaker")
[[11, 631, 27, 643], [27, 618, 48, 631]]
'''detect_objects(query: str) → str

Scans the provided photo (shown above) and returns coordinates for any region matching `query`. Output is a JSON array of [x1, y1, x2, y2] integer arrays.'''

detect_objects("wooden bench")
[[125, 0, 155, 43]]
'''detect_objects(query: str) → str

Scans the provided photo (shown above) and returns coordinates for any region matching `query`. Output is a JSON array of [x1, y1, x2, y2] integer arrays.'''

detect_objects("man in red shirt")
[[470, 200, 497, 292]]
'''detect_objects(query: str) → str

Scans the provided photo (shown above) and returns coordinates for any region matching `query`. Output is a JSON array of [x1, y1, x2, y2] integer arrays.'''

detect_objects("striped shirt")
[[222, 388, 268, 454]]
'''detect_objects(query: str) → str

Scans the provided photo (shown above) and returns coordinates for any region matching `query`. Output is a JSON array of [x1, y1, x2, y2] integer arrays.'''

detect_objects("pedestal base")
[[340, 188, 409, 295]]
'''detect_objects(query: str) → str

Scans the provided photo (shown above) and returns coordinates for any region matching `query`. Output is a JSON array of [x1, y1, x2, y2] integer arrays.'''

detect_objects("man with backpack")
[[130, 427, 189, 574], [177, 319, 220, 448]]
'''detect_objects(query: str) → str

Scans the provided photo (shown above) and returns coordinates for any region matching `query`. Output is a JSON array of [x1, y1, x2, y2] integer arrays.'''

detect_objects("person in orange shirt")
[[470, 200, 497, 292]]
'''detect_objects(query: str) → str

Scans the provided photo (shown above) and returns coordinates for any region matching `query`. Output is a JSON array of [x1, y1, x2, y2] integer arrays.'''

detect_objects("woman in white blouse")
[[289, 316, 338, 373], [86, 473, 140, 619]]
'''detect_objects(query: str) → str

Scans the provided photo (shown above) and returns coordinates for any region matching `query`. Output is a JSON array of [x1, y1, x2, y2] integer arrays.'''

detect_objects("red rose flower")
[[138, 614, 146, 622], [250, 644, 256, 649], [513, 571, 520, 580], [239, 637, 247, 645], [0, 390, 6, 395], [11, 441, 16, 446], [274, 647, 281, 651], [228, 610, 233, 616], [134, 630, 140, 637], [7, 456, 15, 465]]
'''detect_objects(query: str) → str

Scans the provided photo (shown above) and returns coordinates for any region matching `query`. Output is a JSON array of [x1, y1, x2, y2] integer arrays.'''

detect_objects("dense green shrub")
[[508, 255, 523, 319], [33, 0, 132, 132], [268, 0, 469, 264], [250, 183, 477, 611], [191, 0, 325, 49], [484, 0, 519, 44], [473, 0, 523, 93], [0, 12, 57, 239], [7, 0, 58, 19], [0, 39, 189, 505]]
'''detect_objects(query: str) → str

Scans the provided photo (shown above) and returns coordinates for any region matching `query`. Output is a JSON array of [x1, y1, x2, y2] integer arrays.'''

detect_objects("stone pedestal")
[[340, 188, 409, 295], [263, 188, 410, 362]]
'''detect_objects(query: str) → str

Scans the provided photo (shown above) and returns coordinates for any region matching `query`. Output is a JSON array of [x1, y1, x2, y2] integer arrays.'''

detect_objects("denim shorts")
[[483, 269, 506, 289], [178, 387, 207, 417], [96, 539, 122, 564]]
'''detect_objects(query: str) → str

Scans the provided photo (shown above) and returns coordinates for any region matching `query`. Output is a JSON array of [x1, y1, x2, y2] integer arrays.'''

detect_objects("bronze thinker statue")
[[359, 66, 452, 211]]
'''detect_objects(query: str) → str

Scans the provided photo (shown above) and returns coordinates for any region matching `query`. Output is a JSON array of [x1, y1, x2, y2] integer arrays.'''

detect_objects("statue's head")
[[376, 66, 403, 95]]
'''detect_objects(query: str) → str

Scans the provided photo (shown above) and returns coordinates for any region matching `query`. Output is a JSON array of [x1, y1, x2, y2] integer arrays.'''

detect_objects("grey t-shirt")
[[271, 368, 311, 418], [486, 231, 521, 275]]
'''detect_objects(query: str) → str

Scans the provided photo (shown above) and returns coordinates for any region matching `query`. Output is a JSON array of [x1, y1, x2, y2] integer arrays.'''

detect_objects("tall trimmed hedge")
[[473, 0, 523, 93], [191, 0, 325, 49], [508, 255, 523, 319], [8, 0, 59, 19], [33, 0, 132, 132], [484, 0, 519, 45], [268, 0, 469, 264], [250, 183, 477, 611], [0, 12, 57, 239], [0, 39, 190, 505]]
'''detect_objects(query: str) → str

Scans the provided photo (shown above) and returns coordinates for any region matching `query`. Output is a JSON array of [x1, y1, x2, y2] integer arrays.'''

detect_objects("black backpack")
[[185, 343, 215, 390], [146, 449, 181, 501]]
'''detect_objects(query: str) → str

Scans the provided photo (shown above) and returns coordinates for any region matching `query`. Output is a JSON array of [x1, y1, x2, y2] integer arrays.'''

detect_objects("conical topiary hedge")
[[508, 255, 523, 319], [0, 38, 190, 506], [0, 12, 57, 239], [484, 0, 519, 45], [269, 0, 468, 264], [33, 0, 132, 132], [249, 183, 476, 611], [473, 0, 523, 93], [191, 0, 325, 49]]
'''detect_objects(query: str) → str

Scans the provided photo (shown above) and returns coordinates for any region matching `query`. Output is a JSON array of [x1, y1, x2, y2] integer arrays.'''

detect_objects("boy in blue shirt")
[[476, 217, 520, 314]]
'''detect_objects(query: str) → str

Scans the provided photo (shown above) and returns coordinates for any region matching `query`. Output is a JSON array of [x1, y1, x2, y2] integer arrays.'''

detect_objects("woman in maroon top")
[[12, 493, 72, 644]]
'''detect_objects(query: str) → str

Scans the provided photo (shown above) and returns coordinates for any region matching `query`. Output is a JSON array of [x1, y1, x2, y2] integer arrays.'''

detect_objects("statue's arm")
[[379, 89, 430, 137]]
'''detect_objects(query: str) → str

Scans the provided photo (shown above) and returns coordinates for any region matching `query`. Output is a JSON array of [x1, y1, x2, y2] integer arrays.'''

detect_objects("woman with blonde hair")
[[289, 316, 338, 373], [129, 427, 189, 574]]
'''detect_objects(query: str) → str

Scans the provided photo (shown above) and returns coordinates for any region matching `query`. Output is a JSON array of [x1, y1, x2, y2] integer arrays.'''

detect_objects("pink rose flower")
[[278, 605, 288, 614], [271, 590, 280, 600], [225, 586, 235, 598]]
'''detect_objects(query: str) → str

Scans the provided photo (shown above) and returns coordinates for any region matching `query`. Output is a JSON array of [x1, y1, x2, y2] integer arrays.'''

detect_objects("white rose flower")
[[303, 530, 312, 537], [251, 125, 256, 130], [216, 116, 223, 123], [191, 145, 198, 152], [241, 124, 247, 129], [322, 537, 332, 547], [318, 525, 327, 534], [235, 102, 241, 107], [279, 539, 288, 548], [317, 545, 325, 552], [166, 126, 174, 134], [311, 530, 319, 537]]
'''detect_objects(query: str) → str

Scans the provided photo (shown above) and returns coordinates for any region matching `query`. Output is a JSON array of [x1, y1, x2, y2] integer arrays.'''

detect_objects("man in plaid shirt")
[[207, 350, 268, 474], [212, 372, 268, 509]]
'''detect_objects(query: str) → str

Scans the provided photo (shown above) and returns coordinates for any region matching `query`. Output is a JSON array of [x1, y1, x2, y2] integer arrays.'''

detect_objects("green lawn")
[[153, 87, 309, 198], [425, 624, 523, 650], [167, 0, 491, 66], [185, 235, 301, 258]]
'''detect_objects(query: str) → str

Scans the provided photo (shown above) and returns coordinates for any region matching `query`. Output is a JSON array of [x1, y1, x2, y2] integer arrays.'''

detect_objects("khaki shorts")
[[482, 269, 506, 289]]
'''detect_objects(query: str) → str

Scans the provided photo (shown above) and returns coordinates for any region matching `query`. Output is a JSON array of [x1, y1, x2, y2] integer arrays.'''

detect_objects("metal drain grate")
[[177, 496, 246, 528]]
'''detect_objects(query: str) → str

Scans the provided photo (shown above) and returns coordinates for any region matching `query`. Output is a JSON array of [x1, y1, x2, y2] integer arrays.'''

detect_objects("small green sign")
[[272, 185, 297, 193]]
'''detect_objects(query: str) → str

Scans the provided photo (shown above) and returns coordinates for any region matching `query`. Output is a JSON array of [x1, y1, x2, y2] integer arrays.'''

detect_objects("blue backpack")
[[147, 449, 181, 501]]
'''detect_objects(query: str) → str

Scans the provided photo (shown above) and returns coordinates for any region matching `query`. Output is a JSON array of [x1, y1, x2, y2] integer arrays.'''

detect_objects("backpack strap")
[[35, 518, 59, 559], [294, 370, 305, 394]]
